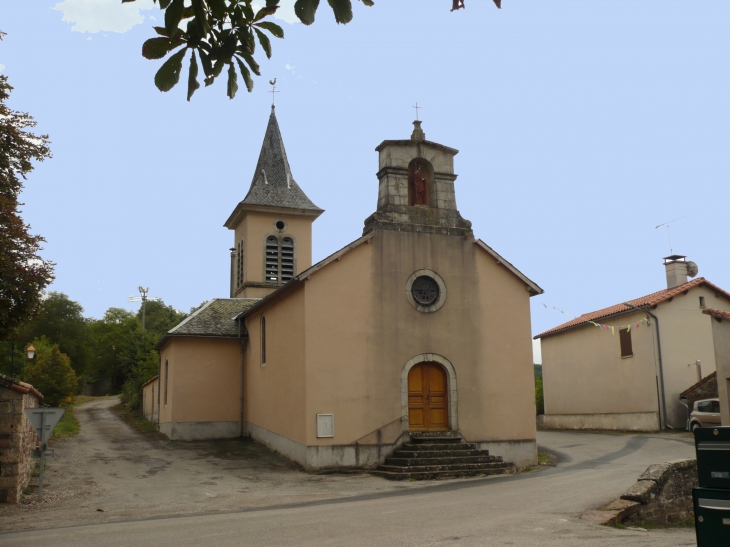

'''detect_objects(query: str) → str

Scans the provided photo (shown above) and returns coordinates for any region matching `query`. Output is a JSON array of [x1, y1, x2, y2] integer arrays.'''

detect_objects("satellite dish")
[[687, 261, 699, 278]]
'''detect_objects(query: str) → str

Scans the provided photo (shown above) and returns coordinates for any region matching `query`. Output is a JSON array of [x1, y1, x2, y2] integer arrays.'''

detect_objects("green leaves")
[[164, 0, 185, 34], [139, 0, 373, 100], [295, 0, 320, 25], [141, 37, 183, 60], [227, 62, 238, 99], [154, 48, 186, 92], [187, 50, 201, 101], [327, 0, 353, 25], [254, 29, 272, 58], [255, 21, 284, 38]]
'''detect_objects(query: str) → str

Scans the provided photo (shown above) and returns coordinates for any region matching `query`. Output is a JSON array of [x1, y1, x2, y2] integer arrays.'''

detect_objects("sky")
[[2, 1, 729, 363]]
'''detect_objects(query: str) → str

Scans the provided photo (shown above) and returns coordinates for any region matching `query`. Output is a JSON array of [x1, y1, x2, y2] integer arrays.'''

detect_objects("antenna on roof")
[[654, 215, 686, 255], [127, 286, 162, 330]]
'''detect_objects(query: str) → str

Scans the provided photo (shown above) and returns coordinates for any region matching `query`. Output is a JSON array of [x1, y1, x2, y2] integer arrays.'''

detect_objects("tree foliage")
[[0, 63, 54, 338], [17, 292, 92, 378], [23, 337, 78, 406]]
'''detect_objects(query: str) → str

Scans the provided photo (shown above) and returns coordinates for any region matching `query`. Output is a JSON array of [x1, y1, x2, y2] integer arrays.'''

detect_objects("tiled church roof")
[[155, 298, 259, 348], [239, 106, 322, 211]]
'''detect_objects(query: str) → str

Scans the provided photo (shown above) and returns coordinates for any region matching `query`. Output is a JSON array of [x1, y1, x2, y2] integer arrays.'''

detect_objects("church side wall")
[[471, 246, 537, 449], [540, 310, 658, 427], [244, 288, 307, 447], [158, 338, 242, 440]]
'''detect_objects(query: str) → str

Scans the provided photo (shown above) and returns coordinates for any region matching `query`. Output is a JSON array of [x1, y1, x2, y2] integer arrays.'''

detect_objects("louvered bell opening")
[[265, 236, 279, 283], [281, 237, 294, 282]]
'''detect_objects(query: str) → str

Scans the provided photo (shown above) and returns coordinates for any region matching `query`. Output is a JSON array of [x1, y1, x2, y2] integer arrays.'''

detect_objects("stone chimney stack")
[[664, 255, 689, 289]]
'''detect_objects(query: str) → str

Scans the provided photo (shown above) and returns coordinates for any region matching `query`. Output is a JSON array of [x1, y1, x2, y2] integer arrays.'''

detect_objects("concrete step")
[[394, 448, 483, 458], [377, 461, 512, 474], [409, 433, 463, 444], [400, 442, 478, 451], [386, 455, 503, 466], [370, 465, 514, 481]]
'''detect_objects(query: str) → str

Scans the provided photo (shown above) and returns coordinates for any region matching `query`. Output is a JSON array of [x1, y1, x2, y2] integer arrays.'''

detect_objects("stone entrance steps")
[[370, 432, 515, 480]]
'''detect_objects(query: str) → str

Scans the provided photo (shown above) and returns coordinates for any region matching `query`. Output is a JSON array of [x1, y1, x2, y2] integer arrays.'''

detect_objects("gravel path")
[[0, 397, 461, 531]]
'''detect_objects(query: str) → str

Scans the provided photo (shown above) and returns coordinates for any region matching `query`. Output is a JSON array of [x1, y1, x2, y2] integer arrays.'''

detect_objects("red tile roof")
[[679, 371, 717, 399], [702, 308, 730, 321], [534, 278, 730, 340]]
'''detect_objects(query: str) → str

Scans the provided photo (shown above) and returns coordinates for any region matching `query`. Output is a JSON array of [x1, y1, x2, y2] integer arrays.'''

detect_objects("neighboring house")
[[150, 108, 543, 470], [141, 375, 159, 423], [0, 374, 42, 503], [702, 308, 730, 426], [535, 256, 730, 431]]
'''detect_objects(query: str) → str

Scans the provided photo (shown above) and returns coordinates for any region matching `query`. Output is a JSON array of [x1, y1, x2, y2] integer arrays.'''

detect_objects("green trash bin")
[[694, 487, 730, 546], [695, 427, 730, 489]]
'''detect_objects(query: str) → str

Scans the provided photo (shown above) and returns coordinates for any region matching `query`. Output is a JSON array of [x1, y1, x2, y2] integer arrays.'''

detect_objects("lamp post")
[[27, 344, 35, 360]]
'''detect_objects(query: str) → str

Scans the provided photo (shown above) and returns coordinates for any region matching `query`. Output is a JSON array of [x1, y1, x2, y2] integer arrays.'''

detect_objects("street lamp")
[[26, 345, 35, 360]]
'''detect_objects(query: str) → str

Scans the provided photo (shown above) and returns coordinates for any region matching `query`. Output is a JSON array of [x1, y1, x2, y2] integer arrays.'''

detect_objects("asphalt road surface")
[[0, 399, 698, 546]]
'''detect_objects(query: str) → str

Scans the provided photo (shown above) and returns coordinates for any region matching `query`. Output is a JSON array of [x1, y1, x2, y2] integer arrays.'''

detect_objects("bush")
[[23, 336, 78, 406], [535, 377, 545, 415], [120, 350, 158, 412]]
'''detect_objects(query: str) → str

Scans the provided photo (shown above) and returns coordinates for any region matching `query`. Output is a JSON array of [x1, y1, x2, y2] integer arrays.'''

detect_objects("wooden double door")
[[408, 362, 449, 431]]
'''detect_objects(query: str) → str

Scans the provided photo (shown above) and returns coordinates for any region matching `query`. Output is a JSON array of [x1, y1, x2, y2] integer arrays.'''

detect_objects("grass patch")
[[51, 406, 80, 439], [524, 466, 533, 472], [538, 452, 551, 465], [111, 403, 159, 434]]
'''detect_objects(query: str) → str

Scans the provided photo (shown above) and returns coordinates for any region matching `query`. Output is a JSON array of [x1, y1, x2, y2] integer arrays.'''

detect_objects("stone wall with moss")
[[0, 381, 41, 503], [620, 459, 697, 525]]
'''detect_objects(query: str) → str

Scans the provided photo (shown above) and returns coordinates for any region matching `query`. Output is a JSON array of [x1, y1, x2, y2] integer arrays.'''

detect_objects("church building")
[[154, 106, 543, 470]]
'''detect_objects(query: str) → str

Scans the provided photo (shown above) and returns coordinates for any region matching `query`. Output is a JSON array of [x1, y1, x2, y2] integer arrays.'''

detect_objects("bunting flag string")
[[542, 303, 648, 335]]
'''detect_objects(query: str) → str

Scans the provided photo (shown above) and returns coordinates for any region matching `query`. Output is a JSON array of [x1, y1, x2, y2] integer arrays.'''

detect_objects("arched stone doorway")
[[401, 354, 458, 432]]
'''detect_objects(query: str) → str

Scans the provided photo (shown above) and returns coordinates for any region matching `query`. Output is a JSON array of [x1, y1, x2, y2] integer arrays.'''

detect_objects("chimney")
[[663, 255, 689, 289]]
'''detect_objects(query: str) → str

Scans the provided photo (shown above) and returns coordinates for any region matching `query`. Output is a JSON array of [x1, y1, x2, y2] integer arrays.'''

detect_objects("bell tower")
[[363, 120, 472, 237], [224, 106, 323, 298]]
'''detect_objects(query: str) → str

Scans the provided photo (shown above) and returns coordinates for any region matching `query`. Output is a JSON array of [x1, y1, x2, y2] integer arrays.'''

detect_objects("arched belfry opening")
[[408, 159, 434, 207]]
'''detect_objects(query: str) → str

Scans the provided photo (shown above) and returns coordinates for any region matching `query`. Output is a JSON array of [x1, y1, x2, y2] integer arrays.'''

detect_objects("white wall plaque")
[[316, 413, 334, 438]]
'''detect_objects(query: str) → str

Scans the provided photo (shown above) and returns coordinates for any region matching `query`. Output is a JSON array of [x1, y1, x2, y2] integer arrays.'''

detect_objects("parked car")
[[689, 398, 721, 431]]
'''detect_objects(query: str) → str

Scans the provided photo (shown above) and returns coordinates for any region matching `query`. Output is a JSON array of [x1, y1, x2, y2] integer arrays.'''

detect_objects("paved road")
[[0, 399, 698, 546]]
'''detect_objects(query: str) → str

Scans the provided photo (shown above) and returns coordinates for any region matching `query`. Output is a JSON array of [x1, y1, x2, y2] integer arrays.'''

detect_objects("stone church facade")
[[154, 107, 543, 469]]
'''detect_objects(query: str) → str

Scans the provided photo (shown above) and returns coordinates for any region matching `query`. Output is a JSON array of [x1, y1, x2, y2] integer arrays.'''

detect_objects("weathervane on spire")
[[412, 101, 422, 121], [269, 78, 279, 107]]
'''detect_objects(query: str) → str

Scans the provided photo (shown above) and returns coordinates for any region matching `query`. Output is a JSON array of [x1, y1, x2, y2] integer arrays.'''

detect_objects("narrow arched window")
[[261, 315, 267, 366], [164, 358, 169, 405], [265, 236, 280, 283], [236, 239, 244, 287]]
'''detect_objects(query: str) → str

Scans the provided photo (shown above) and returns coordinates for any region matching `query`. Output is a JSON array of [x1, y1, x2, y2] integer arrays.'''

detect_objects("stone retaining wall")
[[620, 458, 697, 525], [0, 375, 42, 503]]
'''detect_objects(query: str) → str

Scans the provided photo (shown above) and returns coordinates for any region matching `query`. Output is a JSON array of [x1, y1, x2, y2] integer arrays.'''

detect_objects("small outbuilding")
[[0, 374, 42, 503]]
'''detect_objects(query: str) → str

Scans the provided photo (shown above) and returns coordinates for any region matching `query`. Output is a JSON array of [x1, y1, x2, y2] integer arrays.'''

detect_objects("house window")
[[164, 359, 169, 405], [619, 328, 633, 358], [699, 296, 706, 308], [264, 235, 296, 284], [237, 239, 244, 287], [261, 316, 267, 366]]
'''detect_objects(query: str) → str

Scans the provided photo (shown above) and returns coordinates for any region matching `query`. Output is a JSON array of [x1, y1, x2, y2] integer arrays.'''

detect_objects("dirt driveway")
[[0, 397, 445, 531]]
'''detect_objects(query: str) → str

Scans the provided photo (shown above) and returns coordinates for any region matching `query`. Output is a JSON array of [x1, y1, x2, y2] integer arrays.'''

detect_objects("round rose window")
[[411, 276, 440, 306]]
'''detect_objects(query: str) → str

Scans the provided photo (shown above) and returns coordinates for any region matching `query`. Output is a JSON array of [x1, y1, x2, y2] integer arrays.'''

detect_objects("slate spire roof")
[[240, 105, 322, 211]]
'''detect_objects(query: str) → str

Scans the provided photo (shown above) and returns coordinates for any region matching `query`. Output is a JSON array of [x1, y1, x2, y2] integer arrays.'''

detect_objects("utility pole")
[[126, 286, 161, 330]]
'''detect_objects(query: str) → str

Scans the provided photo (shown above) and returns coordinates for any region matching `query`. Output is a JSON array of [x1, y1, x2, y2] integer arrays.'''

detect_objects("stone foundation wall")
[[621, 459, 697, 525], [0, 380, 41, 503]]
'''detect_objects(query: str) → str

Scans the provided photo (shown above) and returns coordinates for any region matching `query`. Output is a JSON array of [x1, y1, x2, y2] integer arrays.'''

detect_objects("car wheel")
[[691, 422, 701, 432]]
